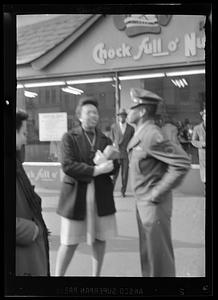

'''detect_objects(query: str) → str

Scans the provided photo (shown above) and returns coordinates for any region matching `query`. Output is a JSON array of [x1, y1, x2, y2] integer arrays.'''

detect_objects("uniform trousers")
[[136, 202, 175, 277]]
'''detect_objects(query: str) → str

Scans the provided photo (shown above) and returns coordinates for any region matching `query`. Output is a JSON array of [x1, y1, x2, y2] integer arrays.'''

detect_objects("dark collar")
[[70, 125, 106, 139], [69, 126, 108, 161]]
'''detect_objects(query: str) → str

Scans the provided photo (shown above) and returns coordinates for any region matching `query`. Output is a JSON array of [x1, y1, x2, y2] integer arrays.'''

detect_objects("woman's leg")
[[55, 244, 78, 276], [91, 239, 106, 276]]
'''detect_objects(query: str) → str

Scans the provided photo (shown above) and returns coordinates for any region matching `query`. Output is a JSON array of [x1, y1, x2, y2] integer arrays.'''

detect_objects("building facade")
[[16, 14, 206, 194]]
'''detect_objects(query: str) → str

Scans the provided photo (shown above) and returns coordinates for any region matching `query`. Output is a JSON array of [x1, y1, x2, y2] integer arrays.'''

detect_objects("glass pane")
[[119, 68, 205, 164], [16, 80, 116, 162]]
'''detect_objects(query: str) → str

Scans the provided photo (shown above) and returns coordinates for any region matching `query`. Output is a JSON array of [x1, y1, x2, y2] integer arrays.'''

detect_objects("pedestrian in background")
[[127, 88, 191, 277], [178, 118, 193, 157], [111, 108, 135, 197], [49, 140, 61, 162], [191, 108, 206, 187], [154, 114, 163, 128], [55, 96, 118, 277], [16, 109, 50, 276]]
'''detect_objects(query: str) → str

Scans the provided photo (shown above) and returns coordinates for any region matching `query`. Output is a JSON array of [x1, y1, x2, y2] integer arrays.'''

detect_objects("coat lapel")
[[117, 123, 124, 144], [127, 136, 141, 152], [95, 128, 107, 150], [117, 123, 130, 145], [71, 126, 88, 162], [122, 123, 131, 141], [70, 126, 108, 163]]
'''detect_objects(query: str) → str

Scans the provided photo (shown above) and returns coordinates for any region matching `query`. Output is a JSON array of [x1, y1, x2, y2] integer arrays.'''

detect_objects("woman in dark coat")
[[16, 109, 50, 276], [55, 96, 118, 276]]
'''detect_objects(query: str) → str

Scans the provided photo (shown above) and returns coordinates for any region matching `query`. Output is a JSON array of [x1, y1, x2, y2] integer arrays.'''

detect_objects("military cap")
[[77, 95, 98, 108], [130, 88, 163, 109], [117, 108, 127, 115]]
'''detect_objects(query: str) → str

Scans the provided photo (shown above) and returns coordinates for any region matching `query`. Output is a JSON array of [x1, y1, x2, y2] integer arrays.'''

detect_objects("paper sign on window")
[[39, 112, 67, 141]]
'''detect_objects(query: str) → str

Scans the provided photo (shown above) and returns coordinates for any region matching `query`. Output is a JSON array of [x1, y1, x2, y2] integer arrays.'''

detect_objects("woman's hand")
[[93, 150, 107, 165], [93, 160, 113, 176]]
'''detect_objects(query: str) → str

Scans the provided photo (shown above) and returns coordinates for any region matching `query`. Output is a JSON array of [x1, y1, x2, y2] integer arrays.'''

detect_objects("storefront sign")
[[23, 163, 62, 189], [17, 15, 206, 79], [113, 15, 172, 37], [93, 32, 205, 65], [28, 168, 58, 182], [39, 112, 67, 141], [22, 163, 204, 194]]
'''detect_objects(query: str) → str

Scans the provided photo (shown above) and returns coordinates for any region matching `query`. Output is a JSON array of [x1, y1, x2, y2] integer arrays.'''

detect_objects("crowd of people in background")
[[154, 115, 200, 161]]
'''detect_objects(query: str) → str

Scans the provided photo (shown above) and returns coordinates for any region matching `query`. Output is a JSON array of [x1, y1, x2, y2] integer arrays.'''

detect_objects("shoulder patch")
[[163, 144, 175, 154], [151, 140, 175, 155]]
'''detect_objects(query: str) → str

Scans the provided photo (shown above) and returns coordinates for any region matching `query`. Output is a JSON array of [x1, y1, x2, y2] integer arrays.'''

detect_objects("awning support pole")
[[114, 72, 120, 121]]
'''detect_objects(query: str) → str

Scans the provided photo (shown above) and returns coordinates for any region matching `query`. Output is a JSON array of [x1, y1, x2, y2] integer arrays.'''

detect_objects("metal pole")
[[114, 72, 120, 121]]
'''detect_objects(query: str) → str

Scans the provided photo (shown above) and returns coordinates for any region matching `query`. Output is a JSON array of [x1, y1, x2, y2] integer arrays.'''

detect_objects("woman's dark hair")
[[16, 109, 28, 131], [75, 96, 98, 120]]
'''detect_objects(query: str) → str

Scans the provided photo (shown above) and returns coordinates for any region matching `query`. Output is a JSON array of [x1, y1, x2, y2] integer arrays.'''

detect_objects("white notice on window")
[[39, 112, 67, 141]]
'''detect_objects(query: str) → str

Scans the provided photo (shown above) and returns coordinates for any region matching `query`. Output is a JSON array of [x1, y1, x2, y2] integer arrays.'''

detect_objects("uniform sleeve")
[[16, 217, 37, 246], [172, 127, 181, 145], [61, 133, 94, 182], [191, 126, 205, 149], [147, 132, 191, 202]]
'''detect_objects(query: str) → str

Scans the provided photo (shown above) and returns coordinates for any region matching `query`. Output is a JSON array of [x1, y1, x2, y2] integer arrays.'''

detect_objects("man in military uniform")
[[127, 88, 191, 277]]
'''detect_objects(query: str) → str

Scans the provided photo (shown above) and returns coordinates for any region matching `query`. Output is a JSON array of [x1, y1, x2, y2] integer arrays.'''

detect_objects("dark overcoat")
[[111, 123, 135, 159], [16, 159, 50, 276], [56, 126, 118, 220]]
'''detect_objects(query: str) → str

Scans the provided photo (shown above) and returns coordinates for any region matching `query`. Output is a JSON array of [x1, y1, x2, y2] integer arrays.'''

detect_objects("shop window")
[[38, 90, 41, 104], [45, 89, 50, 105], [17, 69, 204, 164], [16, 77, 116, 162], [51, 89, 56, 104], [119, 67, 205, 164], [64, 94, 70, 107]]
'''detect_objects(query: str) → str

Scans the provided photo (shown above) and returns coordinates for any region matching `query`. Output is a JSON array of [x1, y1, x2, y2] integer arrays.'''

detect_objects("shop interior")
[[17, 66, 205, 163]]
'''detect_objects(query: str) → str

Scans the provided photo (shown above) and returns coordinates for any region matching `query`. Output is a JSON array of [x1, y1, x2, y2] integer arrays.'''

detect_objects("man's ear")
[[139, 107, 146, 118]]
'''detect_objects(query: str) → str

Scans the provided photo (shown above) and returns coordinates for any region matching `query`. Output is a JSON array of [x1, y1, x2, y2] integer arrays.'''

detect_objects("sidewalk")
[[38, 188, 205, 277]]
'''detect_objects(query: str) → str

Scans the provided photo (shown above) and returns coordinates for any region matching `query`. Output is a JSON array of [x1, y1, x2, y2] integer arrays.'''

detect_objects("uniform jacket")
[[111, 122, 135, 159], [16, 158, 50, 276], [191, 122, 206, 182], [161, 123, 181, 146], [127, 120, 191, 220], [56, 126, 118, 220]]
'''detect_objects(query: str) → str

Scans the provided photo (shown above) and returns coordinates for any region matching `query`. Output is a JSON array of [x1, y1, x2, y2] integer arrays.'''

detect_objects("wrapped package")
[[93, 146, 120, 165], [103, 145, 120, 160]]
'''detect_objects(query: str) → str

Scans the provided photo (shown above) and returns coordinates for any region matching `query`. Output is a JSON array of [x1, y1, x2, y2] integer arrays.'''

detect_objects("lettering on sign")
[[92, 32, 205, 65], [93, 43, 131, 64], [26, 168, 58, 182], [184, 32, 205, 56]]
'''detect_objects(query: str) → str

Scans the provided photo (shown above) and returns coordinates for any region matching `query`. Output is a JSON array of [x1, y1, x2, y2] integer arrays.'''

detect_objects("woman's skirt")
[[60, 180, 117, 245]]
